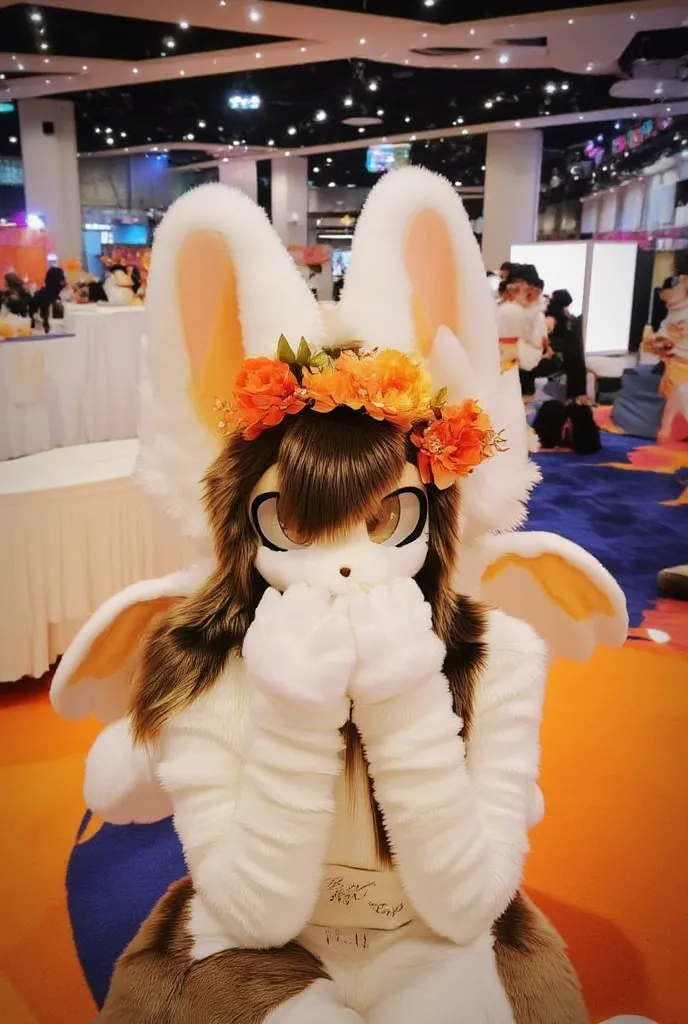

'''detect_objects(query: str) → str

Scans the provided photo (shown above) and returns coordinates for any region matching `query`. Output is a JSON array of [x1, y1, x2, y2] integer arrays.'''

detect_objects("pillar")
[[218, 158, 258, 202], [17, 98, 82, 263], [482, 129, 543, 271], [271, 156, 308, 248]]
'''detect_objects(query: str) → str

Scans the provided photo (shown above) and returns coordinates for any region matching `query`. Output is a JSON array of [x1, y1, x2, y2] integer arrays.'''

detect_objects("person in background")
[[2, 271, 32, 319], [308, 263, 323, 299], [31, 265, 67, 333], [499, 260, 513, 283], [333, 276, 344, 302]]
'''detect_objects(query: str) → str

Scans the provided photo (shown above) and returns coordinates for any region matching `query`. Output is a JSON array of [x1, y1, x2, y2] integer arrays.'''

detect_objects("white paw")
[[345, 578, 446, 702], [242, 584, 355, 711]]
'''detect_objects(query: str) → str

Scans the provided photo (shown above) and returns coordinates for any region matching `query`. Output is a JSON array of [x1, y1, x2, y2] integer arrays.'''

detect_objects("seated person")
[[522, 288, 589, 405]]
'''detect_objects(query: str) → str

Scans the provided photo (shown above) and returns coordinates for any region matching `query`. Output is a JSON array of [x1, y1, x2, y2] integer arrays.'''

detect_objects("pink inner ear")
[[177, 231, 240, 379], [405, 210, 458, 355]]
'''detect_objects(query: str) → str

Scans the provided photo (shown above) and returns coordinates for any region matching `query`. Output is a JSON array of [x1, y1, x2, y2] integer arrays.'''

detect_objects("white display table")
[[0, 306, 145, 461], [0, 440, 198, 683]]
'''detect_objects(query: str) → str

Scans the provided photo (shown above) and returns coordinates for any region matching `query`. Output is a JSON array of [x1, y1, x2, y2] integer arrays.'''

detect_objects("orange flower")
[[412, 400, 504, 490], [233, 357, 307, 440], [359, 350, 432, 431], [302, 351, 367, 414]]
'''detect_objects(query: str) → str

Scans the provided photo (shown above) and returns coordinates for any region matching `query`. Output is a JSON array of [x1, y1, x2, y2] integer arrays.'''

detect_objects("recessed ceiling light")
[[514, 120, 522, 127], [568, 17, 574, 24], [545, 82, 556, 94], [43, 58, 50, 64], [470, 27, 475, 35], [82, 64, 88, 71], [578, 114, 584, 120], [186, 132, 195, 141], [410, 134, 417, 141], [287, 126, 297, 135], [359, 37, 366, 45], [285, 150, 291, 156], [219, 0, 226, 5], [198, 120, 206, 128], [17, 63, 25, 70], [423, 0, 436, 6], [120, 131, 127, 138], [222, 156, 229, 162], [328, 181, 336, 187], [344, 96, 353, 107], [404, 115, 411, 123], [561, 81, 569, 90], [586, 62, 594, 72], [44, 78, 51, 84], [629, 12, 636, 19], [255, 51, 262, 58], [267, 138, 275, 146], [376, 108, 384, 116], [106, 137, 114, 146], [179, 20, 189, 29], [326, 157, 333, 164], [314, 109, 327, 122], [164, 37, 176, 49], [9, 135, 17, 143], [132, 67, 139, 74], [454, 180, 461, 186], [30, 10, 42, 21], [474, 54, 481, 61], [248, 6, 263, 22], [105, 127, 112, 134], [368, 80, 379, 92], [498, 53, 509, 64], [422, 32, 428, 38], [358, 127, 365, 133], [179, 69, 185, 76], [94, 127, 101, 133], [300, 46, 307, 53], [481, 163, 486, 170], [462, 128, 468, 135], [484, 100, 494, 109], [313, 166, 320, 172], [39, 42, 48, 50]]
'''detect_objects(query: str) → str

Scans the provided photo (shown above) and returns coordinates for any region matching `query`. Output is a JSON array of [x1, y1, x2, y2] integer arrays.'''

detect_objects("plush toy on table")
[[51, 170, 627, 1023], [643, 268, 688, 442], [103, 263, 140, 306]]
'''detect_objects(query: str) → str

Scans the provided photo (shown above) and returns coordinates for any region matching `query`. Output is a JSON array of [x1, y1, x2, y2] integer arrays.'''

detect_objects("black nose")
[[339, 566, 352, 578]]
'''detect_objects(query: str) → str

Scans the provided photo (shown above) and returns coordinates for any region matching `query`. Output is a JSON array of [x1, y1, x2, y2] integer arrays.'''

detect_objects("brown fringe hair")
[[131, 406, 487, 865]]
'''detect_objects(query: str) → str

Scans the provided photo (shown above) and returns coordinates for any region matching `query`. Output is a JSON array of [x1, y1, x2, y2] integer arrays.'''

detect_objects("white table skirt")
[[0, 440, 198, 683], [0, 306, 145, 461]]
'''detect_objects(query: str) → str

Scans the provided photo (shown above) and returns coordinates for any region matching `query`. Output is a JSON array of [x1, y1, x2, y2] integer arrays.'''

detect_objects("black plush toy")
[[533, 400, 601, 454]]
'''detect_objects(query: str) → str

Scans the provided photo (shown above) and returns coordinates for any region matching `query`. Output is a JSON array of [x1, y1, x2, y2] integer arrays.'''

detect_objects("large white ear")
[[340, 167, 535, 535], [137, 183, 323, 541], [338, 166, 500, 394]]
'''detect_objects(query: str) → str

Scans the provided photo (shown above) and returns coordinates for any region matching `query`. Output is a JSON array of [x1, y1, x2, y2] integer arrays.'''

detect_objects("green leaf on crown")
[[296, 337, 311, 366], [277, 334, 297, 365]]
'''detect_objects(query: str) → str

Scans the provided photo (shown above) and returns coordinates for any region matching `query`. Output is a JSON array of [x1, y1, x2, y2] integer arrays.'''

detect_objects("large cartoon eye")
[[366, 487, 427, 548], [251, 493, 311, 552]]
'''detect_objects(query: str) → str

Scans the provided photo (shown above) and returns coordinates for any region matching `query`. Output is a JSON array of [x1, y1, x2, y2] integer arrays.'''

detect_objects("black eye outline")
[[250, 485, 428, 553], [251, 491, 300, 553], [379, 486, 428, 548]]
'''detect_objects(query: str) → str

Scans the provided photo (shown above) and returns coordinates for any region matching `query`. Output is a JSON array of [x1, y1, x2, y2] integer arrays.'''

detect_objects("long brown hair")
[[131, 406, 486, 863]]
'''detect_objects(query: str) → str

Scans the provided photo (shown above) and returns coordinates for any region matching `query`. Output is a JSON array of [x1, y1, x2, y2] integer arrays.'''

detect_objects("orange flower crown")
[[213, 336, 507, 490]]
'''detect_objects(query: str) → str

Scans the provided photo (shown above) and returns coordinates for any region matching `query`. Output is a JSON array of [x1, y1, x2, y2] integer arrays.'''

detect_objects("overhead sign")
[[0, 102, 15, 113], [366, 144, 411, 173]]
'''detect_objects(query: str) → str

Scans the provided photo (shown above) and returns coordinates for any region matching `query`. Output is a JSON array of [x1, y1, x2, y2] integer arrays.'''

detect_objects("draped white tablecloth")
[[0, 306, 145, 461], [0, 440, 198, 683]]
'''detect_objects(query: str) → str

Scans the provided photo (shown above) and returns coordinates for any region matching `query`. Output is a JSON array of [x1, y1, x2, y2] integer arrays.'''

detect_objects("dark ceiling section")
[[618, 27, 688, 71], [0, 4, 285, 61], [275, 0, 632, 25], [66, 58, 628, 157]]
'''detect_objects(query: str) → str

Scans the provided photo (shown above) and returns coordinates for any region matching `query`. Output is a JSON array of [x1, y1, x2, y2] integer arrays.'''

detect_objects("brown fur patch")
[[98, 877, 329, 1024], [494, 892, 589, 1024]]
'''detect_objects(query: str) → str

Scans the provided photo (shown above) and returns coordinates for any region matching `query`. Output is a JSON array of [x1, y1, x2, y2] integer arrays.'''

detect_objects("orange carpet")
[[1, 642, 686, 1023]]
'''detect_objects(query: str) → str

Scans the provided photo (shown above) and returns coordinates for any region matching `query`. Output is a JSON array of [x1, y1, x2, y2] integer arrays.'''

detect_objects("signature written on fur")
[[324, 877, 405, 919]]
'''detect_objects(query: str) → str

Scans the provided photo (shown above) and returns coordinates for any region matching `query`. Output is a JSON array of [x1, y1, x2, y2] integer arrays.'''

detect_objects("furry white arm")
[[353, 610, 546, 946], [158, 664, 345, 950]]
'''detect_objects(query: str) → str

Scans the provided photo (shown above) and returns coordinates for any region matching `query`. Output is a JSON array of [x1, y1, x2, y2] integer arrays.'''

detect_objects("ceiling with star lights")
[[0, 0, 686, 200]]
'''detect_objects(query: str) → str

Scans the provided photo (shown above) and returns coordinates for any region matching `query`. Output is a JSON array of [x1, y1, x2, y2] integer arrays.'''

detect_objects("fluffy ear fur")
[[339, 167, 537, 536], [137, 183, 324, 541]]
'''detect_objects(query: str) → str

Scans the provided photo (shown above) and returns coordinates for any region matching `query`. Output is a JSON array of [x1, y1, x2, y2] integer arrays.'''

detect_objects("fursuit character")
[[51, 169, 628, 1023]]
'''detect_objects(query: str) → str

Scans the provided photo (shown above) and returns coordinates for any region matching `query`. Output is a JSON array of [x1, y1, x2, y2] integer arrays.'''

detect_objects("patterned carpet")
[[0, 430, 686, 1024]]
